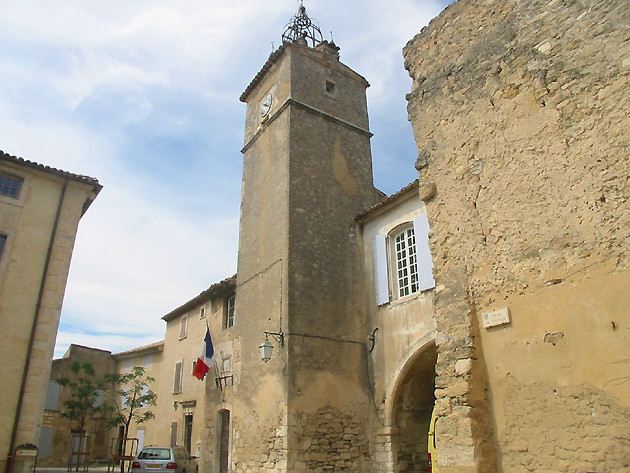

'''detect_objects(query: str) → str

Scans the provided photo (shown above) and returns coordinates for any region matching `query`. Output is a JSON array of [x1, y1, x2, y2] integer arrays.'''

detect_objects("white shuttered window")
[[373, 234, 389, 305], [372, 213, 436, 304], [393, 226, 419, 297], [413, 213, 436, 292]]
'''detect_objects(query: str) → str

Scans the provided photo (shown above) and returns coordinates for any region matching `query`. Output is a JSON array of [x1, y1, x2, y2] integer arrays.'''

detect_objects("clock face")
[[260, 93, 273, 117]]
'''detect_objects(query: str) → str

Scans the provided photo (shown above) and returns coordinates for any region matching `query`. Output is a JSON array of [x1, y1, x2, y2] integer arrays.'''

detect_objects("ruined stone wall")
[[403, 0, 630, 471]]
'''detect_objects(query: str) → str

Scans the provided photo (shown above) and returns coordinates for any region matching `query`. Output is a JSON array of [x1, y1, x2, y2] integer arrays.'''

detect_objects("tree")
[[104, 366, 157, 469], [56, 361, 104, 471], [56, 361, 104, 437]]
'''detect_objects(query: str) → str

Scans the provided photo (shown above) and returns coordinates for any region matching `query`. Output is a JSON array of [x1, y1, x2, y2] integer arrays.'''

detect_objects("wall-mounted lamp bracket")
[[264, 331, 284, 346], [260, 331, 284, 363], [368, 328, 379, 353]]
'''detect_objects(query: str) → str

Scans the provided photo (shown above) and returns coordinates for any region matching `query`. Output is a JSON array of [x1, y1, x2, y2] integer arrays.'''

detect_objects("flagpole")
[[205, 319, 223, 391]]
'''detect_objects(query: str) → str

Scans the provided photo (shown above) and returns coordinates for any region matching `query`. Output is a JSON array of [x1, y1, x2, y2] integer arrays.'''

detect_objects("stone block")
[[310, 453, 327, 462], [454, 358, 473, 376]]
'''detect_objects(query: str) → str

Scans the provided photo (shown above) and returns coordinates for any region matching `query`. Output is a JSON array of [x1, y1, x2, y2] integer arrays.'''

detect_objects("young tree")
[[56, 361, 104, 471], [56, 362, 104, 434], [104, 366, 157, 469]]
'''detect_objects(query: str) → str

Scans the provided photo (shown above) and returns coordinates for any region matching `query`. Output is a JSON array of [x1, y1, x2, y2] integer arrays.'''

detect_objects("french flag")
[[193, 328, 215, 381]]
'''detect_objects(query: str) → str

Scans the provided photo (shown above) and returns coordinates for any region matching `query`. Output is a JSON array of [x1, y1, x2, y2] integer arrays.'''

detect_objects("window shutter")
[[93, 390, 105, 408], [413, 213, 436, 291], [39, 427, 54, 457], [44, 382, 61, 411], [179, 315, 188, 339], [373, 234, 390, 305], [173, 361, 183, 393], [170, 422, 178, 448]]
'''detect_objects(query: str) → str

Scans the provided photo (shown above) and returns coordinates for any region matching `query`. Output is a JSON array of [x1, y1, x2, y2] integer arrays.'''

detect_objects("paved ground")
[[35, 467, 120, 473]]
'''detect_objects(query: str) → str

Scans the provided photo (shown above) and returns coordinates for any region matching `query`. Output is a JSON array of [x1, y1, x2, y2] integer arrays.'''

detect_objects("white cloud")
[[0, 0, 449, 357]]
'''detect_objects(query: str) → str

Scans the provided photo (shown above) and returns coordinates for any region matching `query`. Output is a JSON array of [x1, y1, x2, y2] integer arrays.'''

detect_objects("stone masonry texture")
[[404, 0, 629, 471]]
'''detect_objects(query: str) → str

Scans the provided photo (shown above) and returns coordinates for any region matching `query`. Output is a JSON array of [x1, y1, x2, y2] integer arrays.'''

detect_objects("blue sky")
[[0, 0, 450, 358]]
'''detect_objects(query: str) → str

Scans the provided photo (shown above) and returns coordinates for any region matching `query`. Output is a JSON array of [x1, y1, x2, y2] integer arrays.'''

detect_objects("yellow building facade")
[[0, 151, 100, 473]]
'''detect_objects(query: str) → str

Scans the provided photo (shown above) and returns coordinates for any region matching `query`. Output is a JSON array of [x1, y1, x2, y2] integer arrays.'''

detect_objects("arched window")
[[373, 213, 435, 305]]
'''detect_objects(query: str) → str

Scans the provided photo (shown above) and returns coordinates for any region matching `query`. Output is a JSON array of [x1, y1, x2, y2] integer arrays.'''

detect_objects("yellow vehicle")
[[428, 407, 439, 472]]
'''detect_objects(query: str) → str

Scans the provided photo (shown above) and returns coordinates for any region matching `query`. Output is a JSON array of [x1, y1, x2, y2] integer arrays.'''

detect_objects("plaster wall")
[[233, 43, 293, 473], [0, 159, 97, 473], [115, 344, 164, 455], [203, 276, 287, 473], [360, 193, 436, 406], [403, 0, 630, 471], [360, 191, 437, 473]]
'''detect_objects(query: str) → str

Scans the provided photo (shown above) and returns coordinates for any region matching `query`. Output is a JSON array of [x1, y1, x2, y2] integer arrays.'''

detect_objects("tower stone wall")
[[233, 41, 381, 472]]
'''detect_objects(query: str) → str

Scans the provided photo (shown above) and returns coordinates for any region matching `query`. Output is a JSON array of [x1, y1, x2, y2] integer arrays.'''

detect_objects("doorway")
[[392, 343, 437, 473], [184, 415, 193, 455], [137, 429, 145, 452], [218, 410, 230, 473], [117, 426, 125, 455]]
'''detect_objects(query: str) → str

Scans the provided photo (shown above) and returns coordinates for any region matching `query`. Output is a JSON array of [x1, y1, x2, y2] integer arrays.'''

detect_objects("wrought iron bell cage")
[[281, 2, 324, 47]]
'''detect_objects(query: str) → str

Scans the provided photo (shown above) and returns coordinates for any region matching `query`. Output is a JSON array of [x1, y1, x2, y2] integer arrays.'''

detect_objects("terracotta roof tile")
[[355, 180, 419, 222], [0, 150, 102, 193], [114, 340, 165, 358], [161, 275, 236, 322]]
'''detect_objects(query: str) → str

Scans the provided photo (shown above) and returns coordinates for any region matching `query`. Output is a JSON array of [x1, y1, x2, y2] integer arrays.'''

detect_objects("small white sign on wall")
[[482, 307, 511, 329]]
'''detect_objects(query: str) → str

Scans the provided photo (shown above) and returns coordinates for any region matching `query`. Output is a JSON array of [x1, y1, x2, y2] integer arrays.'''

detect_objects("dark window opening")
[[225, 294, 235, 329], [325, 80, 335, 94], [0, 234, 7, 262]]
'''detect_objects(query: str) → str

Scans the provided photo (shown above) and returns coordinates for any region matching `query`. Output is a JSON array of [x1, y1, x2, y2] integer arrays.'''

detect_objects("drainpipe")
[[6, 179, 68, 473]]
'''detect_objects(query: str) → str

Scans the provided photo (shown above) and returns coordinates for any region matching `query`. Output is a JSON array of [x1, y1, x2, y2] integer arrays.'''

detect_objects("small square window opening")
[[325, 81, 335, 94], [0, 174, 22, 198]]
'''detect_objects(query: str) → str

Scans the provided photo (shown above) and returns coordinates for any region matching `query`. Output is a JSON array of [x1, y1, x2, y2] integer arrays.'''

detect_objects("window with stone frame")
[[0, 173, 22, 198], [373, 213, 435, 305], [225, 294, 235, 329]]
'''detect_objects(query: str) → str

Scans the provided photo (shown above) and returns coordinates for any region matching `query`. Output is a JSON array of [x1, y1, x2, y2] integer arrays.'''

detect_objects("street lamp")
[[260, 331, 284, 362]]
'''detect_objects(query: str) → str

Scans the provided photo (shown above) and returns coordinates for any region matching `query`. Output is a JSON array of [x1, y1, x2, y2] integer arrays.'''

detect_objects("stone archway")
[[391, 343, 437, 473]]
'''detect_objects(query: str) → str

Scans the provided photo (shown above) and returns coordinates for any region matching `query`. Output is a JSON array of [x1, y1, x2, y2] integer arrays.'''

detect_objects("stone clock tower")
[[230, 5, 381, 471]]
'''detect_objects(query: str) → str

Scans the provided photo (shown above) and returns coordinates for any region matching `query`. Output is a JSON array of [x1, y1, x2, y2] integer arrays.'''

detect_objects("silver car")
[[132, 447, 198, 473]]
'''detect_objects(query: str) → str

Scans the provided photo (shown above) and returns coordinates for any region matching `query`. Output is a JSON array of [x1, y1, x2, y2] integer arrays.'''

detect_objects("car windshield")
[[138, 448, 171, 460]]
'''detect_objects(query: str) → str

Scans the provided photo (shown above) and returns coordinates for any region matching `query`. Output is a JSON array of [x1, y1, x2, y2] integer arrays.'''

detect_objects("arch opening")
[[392, 343, 437, 473]]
